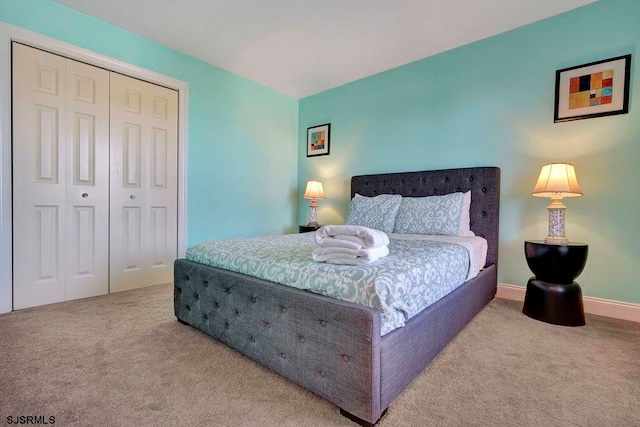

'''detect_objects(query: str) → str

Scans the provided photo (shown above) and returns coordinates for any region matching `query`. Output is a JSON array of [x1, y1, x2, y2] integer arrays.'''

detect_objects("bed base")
[[174, 260, 496, 424]]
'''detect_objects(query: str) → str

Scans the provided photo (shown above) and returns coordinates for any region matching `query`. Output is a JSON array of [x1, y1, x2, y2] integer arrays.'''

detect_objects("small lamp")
[[532, 163, 583, 244], [303, 180, 325, 227]]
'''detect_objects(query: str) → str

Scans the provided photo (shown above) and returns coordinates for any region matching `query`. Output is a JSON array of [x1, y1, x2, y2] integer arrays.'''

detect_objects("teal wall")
[[298, 0, 640, 304], [3, 0, 639, 305], [0, 0, 299, 244]]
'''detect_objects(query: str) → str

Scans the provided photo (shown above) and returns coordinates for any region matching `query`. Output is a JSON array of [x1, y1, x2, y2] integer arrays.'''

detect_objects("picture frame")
[[307, 123, 330, 157], [554, 54, 631, 123]]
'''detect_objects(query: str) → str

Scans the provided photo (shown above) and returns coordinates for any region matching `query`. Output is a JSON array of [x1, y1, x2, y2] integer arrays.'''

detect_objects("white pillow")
[[458, 191, 475, 237]]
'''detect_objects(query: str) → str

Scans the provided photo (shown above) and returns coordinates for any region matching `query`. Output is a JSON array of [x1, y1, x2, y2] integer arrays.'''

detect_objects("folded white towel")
[[312, 245, 389, 265], [315, 225, 389, 249], [312, 246, 363, 256], [332, 235, 368, 246], [317, 238, 362, 251]]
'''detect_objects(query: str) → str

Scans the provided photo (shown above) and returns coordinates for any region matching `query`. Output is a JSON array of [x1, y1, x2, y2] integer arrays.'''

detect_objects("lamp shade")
[[303, 180, 325, 199], [532, 163, 583, 198]]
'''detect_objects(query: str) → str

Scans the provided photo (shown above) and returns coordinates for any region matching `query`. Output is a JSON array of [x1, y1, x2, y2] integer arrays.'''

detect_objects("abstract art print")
[[554, 54, 631, 122], [307, 123, 331, 157]]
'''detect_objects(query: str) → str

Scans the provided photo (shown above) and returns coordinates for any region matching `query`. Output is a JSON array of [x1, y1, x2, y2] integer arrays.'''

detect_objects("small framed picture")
[[554, 54, 631, 122], [307, 123, 330, 157]]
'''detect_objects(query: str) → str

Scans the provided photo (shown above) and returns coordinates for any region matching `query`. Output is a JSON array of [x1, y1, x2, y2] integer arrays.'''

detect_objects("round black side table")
[[522, 240, 588, 326]]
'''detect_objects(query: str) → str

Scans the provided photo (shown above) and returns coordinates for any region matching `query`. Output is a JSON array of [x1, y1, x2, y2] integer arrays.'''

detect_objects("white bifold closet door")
[[12, 43, 110, 309], [109, 73, 178, 293], [12, 44, 178, 309]]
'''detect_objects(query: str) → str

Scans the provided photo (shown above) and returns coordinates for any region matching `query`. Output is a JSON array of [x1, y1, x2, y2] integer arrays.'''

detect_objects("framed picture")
[[307, 123, 330, 157], [554, 54, 631, 122]]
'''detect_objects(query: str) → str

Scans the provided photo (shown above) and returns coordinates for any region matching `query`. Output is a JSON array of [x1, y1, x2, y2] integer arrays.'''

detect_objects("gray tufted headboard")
[[351, 167, 500, 267]]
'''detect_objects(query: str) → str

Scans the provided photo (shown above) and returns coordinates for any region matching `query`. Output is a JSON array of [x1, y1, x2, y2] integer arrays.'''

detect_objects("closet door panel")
[[145, 83, 178, 286], [110, 73, 148, 292], [12, 44, 67, 309], [13, 44, 179, 307], [64, 58, 110, 300], [110, 74, 178, 292]]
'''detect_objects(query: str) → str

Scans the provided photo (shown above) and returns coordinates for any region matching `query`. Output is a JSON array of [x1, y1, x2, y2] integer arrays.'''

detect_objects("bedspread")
[[186, 233, 469, 335]]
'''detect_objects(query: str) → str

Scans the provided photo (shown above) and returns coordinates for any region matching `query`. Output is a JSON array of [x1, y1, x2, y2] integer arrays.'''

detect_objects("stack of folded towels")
[[312, 224, 390, 265]]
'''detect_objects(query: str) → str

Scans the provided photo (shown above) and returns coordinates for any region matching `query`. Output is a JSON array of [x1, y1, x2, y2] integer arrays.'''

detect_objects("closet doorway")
[[12, 43, 179, 309]]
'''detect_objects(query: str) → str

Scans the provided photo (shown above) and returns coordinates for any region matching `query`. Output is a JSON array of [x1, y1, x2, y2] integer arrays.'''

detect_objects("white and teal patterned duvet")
[[186, 233, 470, 335]]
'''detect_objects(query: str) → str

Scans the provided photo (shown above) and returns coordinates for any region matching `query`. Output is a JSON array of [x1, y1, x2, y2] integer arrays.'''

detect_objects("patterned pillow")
[[393, 192, 466, 235], [346, 194, 402, 233]]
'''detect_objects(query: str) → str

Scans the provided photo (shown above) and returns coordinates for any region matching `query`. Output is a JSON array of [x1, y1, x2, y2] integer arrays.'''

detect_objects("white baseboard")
[[496, 283, 526, 301], [497, 283, 640, 324]]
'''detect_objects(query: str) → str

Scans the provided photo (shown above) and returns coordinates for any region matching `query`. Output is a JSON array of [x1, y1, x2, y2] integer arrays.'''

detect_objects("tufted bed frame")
[[174, 167, 500, 425]]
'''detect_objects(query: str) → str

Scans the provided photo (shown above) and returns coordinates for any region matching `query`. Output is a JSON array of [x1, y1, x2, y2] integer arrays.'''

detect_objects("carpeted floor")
[[1, 284, 639, 427]]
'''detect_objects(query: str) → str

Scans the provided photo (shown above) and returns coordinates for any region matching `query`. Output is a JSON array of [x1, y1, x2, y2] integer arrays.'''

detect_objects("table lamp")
[[303, 180, 325, 227], [532, 162, 583, 244]]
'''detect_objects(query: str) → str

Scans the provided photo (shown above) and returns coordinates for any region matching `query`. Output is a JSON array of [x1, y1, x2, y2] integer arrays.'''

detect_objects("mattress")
[[387, 233, 488, 281], [186, 233, 487, 335]]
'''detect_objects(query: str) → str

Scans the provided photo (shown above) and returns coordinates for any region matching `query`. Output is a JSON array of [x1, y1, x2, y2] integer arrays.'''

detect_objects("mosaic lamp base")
[[545, 198, 569, 245], [307, 200, 319, 227]]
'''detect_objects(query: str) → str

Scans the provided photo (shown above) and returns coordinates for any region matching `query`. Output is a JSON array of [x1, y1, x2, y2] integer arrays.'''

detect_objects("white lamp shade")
[[532, 163, 583, 198], [303, 180, 325, 199]]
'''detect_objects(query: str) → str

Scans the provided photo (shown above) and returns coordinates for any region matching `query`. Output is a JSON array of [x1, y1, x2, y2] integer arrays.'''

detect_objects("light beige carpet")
[[1, 284, 639, 426]]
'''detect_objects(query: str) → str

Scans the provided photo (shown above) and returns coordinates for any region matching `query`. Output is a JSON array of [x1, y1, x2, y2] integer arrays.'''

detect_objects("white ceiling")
[[54, 0, 596, 98]]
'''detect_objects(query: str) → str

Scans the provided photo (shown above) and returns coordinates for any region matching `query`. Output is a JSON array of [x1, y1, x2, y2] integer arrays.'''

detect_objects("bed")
[[174, 167, 500, 425]]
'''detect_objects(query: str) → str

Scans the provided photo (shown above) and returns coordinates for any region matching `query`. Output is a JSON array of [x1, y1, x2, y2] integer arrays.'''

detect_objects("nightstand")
[[522, 240, 588, 326], [299, 225, 321, 233]]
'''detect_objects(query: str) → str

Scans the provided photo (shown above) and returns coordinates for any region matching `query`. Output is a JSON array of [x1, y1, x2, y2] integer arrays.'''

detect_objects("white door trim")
[[0, 22, 189, 314]]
